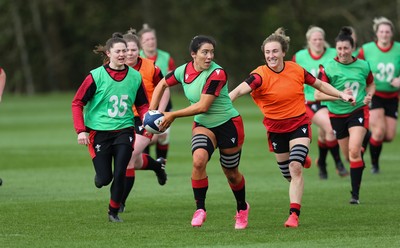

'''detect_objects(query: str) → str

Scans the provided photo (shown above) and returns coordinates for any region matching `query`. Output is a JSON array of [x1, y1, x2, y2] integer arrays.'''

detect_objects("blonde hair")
[[305, 25, 330, 48], [373, 16, 394, 33], [138, 23, 156, 40], [306, 26, 325, 41], [261, 27, 290, 53]]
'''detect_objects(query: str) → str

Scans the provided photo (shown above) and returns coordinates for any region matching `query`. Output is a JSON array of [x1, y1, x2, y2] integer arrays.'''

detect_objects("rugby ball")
[[143, 110, 165, 134]]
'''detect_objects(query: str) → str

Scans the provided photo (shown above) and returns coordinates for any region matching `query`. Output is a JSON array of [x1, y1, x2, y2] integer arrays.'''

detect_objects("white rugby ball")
[[143, 110, 165, 134]]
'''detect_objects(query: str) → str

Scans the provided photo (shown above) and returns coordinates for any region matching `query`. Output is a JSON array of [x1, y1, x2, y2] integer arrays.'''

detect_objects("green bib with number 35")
[[85, 66, 142, 131]]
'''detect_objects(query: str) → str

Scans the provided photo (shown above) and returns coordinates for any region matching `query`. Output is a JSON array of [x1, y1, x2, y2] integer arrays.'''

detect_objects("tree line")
[[0, 0, 398, 94]]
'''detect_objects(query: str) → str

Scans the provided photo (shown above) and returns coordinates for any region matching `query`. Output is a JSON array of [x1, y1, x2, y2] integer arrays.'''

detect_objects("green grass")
[[1, 92, 400, 247]]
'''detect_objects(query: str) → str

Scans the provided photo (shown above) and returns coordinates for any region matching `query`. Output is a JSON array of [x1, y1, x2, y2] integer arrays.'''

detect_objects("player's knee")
[[289, 162, 303, 178], [96, 175, 113, 187], [385, 132, 395, 142], [348, 147, 362, 161], [157, 128, 170, 145], [325, 130, 336, 140], [192, 156, 207, 172], [373, 128, 385, 140]]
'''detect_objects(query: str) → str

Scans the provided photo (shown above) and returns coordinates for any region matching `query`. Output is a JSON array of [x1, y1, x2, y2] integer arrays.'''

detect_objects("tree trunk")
[[10, 2, 35, 95], [30, 0, 56, 91]]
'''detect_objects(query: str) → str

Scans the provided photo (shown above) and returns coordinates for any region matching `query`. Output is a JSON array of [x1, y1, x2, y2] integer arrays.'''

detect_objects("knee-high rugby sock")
[[121, 168, 135, 205], [369, 138, 383, 167], [350, 160, 364, 198], [317, 140, 329, 167], [192, 177, 208, 210], [229, 175, 246, 211]]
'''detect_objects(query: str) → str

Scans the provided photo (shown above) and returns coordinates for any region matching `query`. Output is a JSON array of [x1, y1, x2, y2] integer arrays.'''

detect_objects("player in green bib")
[[72, 33, 149, 222], [357, 17, 400, 174], [138, 24, 176, 162], [349, 26, 360, 57], [293, 26, 346, 179], [316, 27, 376, 204], [149, 35, 249, 229]]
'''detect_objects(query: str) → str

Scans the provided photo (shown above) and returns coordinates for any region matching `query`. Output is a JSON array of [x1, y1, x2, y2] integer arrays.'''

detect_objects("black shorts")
[[305, 102, 327, 117], [330, 108, 369, 139], [88, 127, 135, 159], [267, 124, 311, 153], [134, 116, 144, 135], [370, 95, 398, 119], [194, 115, 245, 149]]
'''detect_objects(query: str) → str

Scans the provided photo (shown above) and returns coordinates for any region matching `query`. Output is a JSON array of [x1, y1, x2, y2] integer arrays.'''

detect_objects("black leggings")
[[92, 144, 133, 203]]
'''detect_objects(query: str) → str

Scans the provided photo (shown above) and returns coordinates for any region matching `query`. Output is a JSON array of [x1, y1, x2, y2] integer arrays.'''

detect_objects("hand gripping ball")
[[143, 110, 165, 134]]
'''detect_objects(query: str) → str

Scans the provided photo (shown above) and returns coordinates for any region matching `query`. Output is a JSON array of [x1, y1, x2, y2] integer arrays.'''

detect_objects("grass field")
[[0, 92, 400, 248]]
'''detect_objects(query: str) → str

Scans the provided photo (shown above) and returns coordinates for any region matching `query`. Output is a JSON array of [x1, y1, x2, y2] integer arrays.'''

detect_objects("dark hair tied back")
[[189, 35, 216, 54], [104, 32, 127, 51], [335, 26, 354, 48], [339, 27, 352, 37], [112, 32, 124, 39]]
